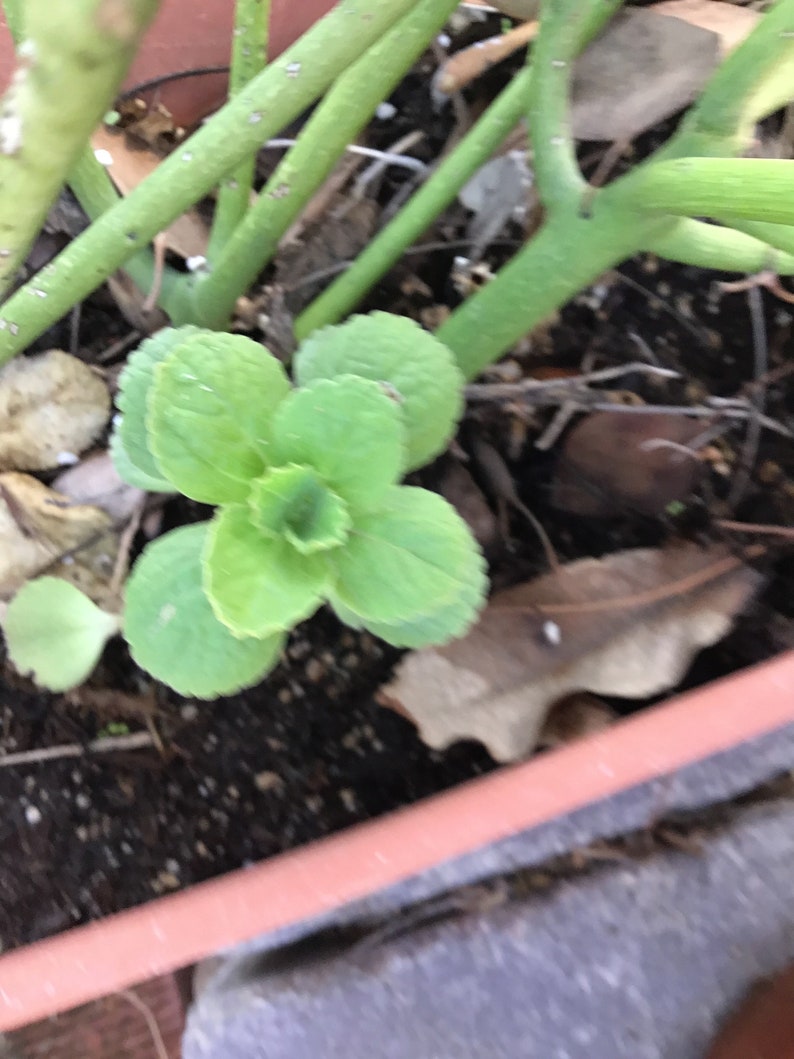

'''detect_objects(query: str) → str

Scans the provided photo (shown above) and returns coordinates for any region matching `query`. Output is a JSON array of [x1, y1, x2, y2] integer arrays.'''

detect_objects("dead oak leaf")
[[383, 543, 763, 762], [0, 350, 110, 472]]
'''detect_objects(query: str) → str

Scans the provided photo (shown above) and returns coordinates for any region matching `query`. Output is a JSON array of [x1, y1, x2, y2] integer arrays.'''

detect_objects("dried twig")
[[0, 731, 155, 769]]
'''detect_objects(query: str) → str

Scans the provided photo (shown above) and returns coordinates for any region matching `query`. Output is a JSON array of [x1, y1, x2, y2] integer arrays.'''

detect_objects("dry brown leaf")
[[651, 0, 760, 56], [52, 450, 145, 523], [91, 126, 209, 260], [551, 411, 707, 517], [571, 9, 720, 141], [0, 472, 119, 606], [382, 543, 763, 762], [0, 350, 110, 472]]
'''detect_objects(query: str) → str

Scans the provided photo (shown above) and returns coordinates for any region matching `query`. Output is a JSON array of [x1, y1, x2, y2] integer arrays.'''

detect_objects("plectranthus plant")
[[108, 312, 486, 697]]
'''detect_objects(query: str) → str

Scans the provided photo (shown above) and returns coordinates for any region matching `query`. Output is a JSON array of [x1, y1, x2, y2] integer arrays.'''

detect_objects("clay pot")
[[0, 0, 338, 126]]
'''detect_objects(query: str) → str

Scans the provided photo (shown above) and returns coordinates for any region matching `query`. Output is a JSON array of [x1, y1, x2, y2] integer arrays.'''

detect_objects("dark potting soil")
[[1, 35, 793, 951], [1, 251, 792, 953]]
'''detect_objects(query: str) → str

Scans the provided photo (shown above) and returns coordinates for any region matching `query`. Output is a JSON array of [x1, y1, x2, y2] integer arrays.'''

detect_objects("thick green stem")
[[0, 0, 160, 295], [0, 0, 421, 361], [295, 66, 531, 340], [206, 0, 270, 261], [645, 217, 794, 274], [195, 0, 459, 329], [527, 0, 621, 211], [437, 202, 668, 380], [622, 158, 794, 225]]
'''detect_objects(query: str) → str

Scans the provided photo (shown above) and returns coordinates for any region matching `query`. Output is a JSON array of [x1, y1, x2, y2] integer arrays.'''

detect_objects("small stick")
[[435, 21, 539, 95], [0, 731, 155, 769], [715, 519, 794, 542]]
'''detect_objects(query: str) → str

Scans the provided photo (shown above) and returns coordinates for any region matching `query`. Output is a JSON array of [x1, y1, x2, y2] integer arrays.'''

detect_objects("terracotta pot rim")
[[2, 649, 794, 1032]]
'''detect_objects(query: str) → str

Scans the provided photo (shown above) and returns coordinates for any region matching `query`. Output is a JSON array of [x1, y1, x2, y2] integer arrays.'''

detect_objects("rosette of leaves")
[[111, 315, 487, 699]]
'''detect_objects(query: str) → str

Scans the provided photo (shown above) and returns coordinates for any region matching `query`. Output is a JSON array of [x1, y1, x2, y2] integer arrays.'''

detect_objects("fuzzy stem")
[[437, 200, 669, 380], [0, 0, 160, 295], [621, 158, 794, 226], [295, 66, 531, 340], [645, 217, 794, 274], [194, 0, 459, 329], [0, 0, 421, 361], [206, 0, 270, 261]]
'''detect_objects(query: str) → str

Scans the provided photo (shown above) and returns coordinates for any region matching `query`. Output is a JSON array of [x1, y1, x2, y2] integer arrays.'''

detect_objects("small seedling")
[[3, 577, 120, 692], [110, 313, 486, 697]]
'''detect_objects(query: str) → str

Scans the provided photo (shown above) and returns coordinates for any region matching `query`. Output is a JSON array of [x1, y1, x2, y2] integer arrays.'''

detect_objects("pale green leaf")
[[328, 486, 485, 625], [332, 552, 487, 648], [293, 312, 464, 471], [124, 523, 285, 699], [249, 464, 351, 554], [271, 375, 405, 512], [148, 332, 291, 504], [109, 432, 173, 493], [114, 326, 199, 490], [4, 577, 120, 692], [204, 505, 329, 637]]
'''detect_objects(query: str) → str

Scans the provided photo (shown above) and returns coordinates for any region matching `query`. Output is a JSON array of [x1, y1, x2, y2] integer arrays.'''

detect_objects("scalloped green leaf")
[[328, 485, 485, 626], [114, 325, 200, 490], [271, 375, 405, 512], [124, 523, 285, 699], [293, 313, 464, 471], [3, 578, 120, 692], [109, 432, 173, 493], [249, 464, 351, 554], [204, 504, 329, 637], [331, 550, 487, 648], [148, 333, 291, 504]]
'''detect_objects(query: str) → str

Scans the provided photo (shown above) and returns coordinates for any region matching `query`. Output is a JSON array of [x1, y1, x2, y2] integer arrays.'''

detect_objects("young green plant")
[[109, 314, 484, 697]]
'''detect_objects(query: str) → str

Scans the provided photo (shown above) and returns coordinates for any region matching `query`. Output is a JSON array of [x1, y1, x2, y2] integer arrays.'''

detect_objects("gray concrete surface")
[[183, 723, 794, 1058]]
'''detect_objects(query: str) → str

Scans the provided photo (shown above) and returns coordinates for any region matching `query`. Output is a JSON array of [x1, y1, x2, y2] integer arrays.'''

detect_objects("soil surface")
[[1, 20, 794, 952]]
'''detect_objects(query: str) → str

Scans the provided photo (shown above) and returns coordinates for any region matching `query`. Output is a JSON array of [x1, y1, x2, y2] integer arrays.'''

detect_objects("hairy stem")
[[206, 0, 270, 261], [645, 217, 794, 274], [195, 0, 459, 329], [437, 201, 669, 380], [622, 158, 794, 225], [0, 0, 421, 361], [295, 66, 531, 339], [0, 0, 160, 295]]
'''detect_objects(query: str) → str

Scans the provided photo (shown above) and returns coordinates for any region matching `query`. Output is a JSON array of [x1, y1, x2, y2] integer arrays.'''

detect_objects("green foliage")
[[3, 578, 120, 692], [112, 316, 486, 698], [294, 313, 463, 471]]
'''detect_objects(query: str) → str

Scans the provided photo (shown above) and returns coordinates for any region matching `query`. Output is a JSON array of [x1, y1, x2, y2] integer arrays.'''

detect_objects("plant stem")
[[621, 158, 794, 226], [296, 0, 622, 340], [437, 201, 668, 380], [0, 0, 160, 296], [294, 66, 531, 340], [0, 0, 421, 362], [714, 216, 794, 259], [194, 0, 459, 329], [646, 217, 794, 274], [206, 0, 270, 262], [68, 146, 178, 309]]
